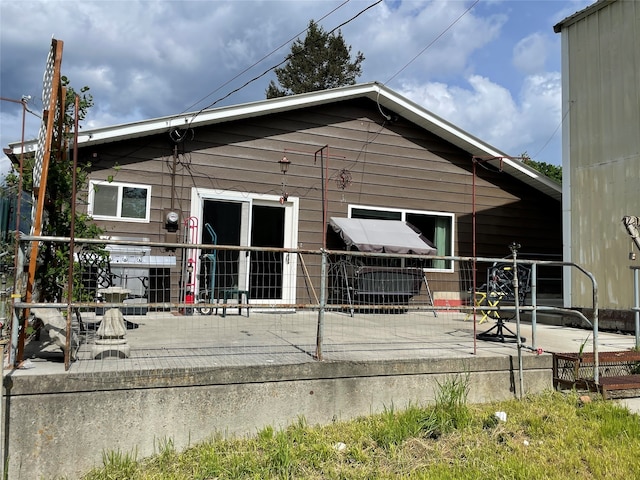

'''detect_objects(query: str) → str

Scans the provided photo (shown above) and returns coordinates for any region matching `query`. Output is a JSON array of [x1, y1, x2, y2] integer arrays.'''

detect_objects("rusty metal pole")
[[312, 145, 333, 360], [315, 250, 327, 361], [0, 96, 28, 366], [64, 94, 79, 370], [314, 145, 329, 250], [472, 157, 478, 355]]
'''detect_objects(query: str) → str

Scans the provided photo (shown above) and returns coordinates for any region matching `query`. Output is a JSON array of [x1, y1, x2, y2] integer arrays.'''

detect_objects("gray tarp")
[[329, 217, 437, 255]]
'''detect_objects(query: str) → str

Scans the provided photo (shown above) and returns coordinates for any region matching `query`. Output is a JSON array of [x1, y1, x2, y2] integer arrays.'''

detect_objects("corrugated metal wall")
[[563, 0, 640, 309]]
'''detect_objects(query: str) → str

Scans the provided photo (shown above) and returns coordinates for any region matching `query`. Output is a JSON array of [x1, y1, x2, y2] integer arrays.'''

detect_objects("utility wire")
[[384, 0, 480, 85], [530, 100, 573, 160], [179, 0, 352, 115], [179, 0, 382, 131]]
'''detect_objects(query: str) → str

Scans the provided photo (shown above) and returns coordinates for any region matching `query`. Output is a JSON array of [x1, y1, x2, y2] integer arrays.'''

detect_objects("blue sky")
[[0, 0, 593, 176]]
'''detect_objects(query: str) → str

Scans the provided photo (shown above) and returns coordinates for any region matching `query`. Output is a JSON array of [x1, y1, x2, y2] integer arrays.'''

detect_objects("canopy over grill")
[[329, 217, 437, 255]]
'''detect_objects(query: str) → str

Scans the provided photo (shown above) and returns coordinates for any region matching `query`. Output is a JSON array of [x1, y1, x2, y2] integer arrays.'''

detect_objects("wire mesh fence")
[[13, 237, 565, 375]]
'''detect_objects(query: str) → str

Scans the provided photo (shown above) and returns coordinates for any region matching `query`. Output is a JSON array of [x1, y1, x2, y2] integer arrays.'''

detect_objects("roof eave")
[[6, 82, 561, 201], [553, 0, 616, 33], [370, 84, 561, 201]]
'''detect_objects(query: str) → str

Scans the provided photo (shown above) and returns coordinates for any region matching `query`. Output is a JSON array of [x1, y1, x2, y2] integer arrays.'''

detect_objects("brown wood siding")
[[80, 98, 561, 300]]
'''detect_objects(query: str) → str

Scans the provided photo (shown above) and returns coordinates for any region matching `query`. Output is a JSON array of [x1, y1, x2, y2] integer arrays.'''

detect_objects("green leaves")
[[521, 152, 562, 183], [266, 20, 365, 98]]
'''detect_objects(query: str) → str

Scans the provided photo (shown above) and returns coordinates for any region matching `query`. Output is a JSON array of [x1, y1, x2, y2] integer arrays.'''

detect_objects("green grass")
[[81, 384, 640, 480]]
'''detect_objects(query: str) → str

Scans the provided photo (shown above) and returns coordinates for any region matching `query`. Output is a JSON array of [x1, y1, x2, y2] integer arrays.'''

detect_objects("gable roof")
[[6, 81, 561, 201]]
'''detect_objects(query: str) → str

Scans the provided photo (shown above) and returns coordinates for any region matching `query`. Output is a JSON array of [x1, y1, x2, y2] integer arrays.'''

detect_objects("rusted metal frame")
[[315, 146, 329, 250], [553, 350, 640, 397], [20, 39, 64, 365]]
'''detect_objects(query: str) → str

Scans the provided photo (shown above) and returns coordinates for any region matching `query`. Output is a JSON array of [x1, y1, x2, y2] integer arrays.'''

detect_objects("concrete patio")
[[17, 309, 636, 374]]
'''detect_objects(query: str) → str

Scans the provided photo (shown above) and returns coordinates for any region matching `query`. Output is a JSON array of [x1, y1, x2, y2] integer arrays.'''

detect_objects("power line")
[[179, 0, 382, 131], [530, 100, 573, 160], [179, 0, 352, 115], [384, 0, 480, 85]]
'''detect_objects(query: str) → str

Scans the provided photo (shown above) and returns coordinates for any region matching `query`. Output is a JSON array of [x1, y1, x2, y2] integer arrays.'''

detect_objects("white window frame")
[[348, 204, 455, 273], [190, 187, 300, 306], [88, 180, 151, 222]]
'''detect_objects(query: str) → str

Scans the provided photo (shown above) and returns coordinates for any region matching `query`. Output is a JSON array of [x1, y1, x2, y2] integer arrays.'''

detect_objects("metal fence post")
[[509, 243, 524, 399], [0, 274, 5, 333], [633, 266, 640, 349], [530, 263, 537, 350], [315, 250, 327, 361]]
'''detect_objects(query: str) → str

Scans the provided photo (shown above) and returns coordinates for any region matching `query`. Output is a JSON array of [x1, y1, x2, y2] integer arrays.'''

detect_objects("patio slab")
[[12, 310, 636, 376]]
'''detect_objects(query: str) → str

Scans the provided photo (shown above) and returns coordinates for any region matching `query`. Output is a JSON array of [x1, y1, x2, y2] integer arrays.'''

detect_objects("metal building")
[[554, 0, 640, 327]]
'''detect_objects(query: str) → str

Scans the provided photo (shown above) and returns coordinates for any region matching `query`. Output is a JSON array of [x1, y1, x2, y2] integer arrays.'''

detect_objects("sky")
[[0, 0, 594, 177]]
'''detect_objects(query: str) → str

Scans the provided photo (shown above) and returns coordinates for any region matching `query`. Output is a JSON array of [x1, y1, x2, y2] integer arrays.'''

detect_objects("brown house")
[[10, 82, 563, 308]]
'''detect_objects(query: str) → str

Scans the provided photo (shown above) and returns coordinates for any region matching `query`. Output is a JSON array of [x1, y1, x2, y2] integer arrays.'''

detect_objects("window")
[[350, 205, 454, 271], [89, 180, 151, 222]]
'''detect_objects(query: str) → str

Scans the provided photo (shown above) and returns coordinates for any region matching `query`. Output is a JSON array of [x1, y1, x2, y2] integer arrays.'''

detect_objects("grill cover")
[[329, 217, 437, 255]]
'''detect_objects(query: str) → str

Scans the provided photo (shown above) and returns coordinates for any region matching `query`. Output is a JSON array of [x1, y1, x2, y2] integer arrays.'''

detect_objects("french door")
[[193, 189, 298, 306]]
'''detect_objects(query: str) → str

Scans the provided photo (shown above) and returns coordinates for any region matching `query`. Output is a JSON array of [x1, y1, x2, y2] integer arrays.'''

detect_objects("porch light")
[[278, 156, 291, 204], [279, 155, 291, 174]]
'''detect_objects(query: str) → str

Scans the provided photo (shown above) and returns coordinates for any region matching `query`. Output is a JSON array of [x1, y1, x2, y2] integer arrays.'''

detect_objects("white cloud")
[[512, 33, 552, 75], [1, 0, 573, 178], [355, 1, 507, 84], [398, 71, 562, 162]]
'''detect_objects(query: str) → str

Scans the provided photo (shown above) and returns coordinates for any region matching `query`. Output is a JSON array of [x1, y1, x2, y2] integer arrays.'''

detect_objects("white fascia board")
[[8, 84, 381, 154], [372, 83, 511, 159], [375, 86, 561, 196], [6, 81, 560, 199]]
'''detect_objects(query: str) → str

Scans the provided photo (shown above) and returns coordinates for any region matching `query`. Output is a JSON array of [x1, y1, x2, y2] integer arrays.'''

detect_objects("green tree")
[[266, 20, 365, 98], [521, 153, 562, 183]]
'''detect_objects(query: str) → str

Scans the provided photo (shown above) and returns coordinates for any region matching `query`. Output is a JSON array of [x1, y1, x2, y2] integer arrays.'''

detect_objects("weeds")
[[82, 449, 138, 479], [432, 373, 471, 433], [82, 390, 640, 480], [371, 403, 427, 449]]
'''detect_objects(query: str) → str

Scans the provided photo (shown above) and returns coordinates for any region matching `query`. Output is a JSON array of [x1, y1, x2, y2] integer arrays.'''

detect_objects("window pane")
[[406, 213, 436, 243], [121, 187, 148, 219], [93, 185, 118, 216], [407, 212, 452, 269], [351, 208, 402, 220]]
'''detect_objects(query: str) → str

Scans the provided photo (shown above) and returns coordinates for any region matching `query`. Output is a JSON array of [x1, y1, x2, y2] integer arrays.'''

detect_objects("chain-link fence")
[[12, 236, 569, 375]]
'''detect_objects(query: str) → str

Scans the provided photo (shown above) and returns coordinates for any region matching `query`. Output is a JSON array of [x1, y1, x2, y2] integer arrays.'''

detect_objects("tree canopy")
[[266, 20, 365, 98], [521, 153, 562, 183]]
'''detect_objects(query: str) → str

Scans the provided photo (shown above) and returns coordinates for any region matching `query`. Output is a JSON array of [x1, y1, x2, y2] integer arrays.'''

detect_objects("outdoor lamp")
[[278, 156, 291, 204], [279, 155, 291, 174]]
